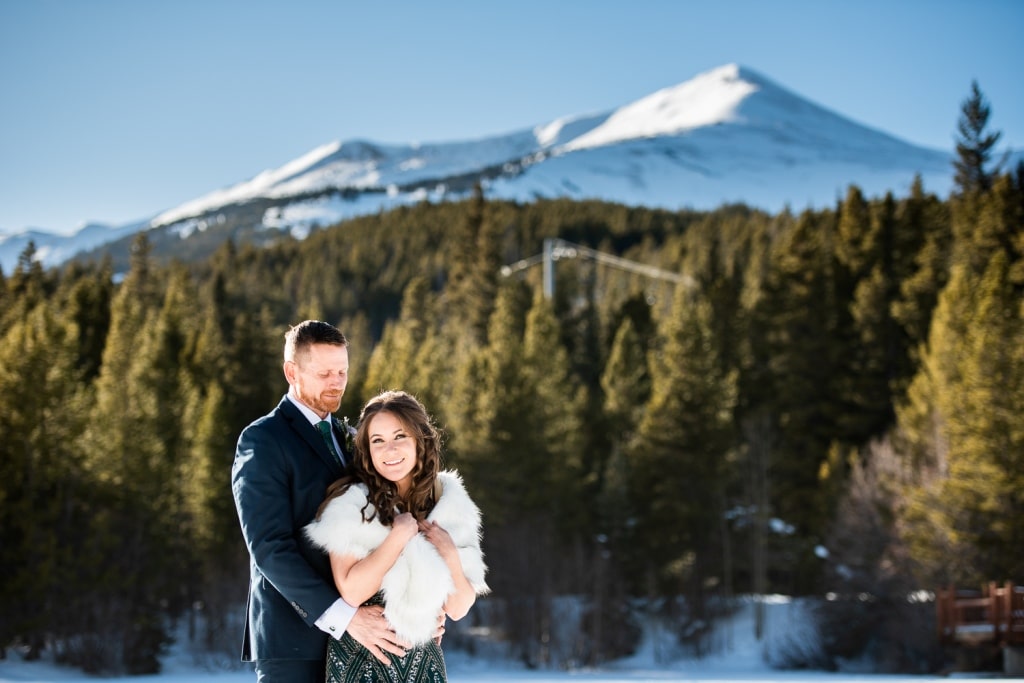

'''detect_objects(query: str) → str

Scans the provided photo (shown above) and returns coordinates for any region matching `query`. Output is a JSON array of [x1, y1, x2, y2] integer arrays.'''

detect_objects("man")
[[232, 320, 412, 682]]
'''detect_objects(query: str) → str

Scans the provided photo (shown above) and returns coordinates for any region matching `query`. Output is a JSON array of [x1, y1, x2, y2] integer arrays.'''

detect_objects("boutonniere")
[[336, 415, 357, 455]]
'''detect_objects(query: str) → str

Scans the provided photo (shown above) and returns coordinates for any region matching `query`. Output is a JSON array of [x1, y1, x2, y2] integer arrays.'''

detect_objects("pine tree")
[[626, 284, 737, 598], [842, 193, 905, 437], [601, 317, 651, 444], [464, 192, 504, 343], [446, 280, 570, 664], [78, 234, 182, 673], [597, 316, 651, 597], [362, 276, 447, 416], [522, 291, 588, 531], [336, 310, 374, 418], [61, 259, 114, 382], [953, 80, 1003, 196], [444, 184, 501, 343], [893, 248, 1024, 584], [3, 241, 48, 327], [180, 378, 249, 647], [0, 302, 89, 656], [962, 173, 1024, 279], [748, 210, 847, 553], [938, 252, 1023, 581], [446, 279, 533, 521], [892, 177, 952, 368], [836, 186, 874, 279]]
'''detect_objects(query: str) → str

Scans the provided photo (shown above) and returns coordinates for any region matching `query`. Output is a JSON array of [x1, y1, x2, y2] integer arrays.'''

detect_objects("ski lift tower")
[[501, 237, 691, 298]]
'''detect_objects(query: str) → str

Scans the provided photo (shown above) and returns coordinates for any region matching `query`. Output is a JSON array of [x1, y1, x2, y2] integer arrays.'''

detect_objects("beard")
[[296, 386, 343, 415]]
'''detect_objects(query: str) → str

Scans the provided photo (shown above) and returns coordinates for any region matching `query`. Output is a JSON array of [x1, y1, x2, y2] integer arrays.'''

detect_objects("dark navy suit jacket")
[[231, 395, 349, 662]]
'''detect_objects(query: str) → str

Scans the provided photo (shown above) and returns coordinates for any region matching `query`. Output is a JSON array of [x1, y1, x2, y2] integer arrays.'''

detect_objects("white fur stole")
[[305, 470, 489, 644]]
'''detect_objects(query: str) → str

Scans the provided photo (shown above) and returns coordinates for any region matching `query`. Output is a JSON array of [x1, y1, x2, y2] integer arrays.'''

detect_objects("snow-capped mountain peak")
[[3, 63, 974, 274], [562, 63, 758, 152], [150, 140, 347, 226]]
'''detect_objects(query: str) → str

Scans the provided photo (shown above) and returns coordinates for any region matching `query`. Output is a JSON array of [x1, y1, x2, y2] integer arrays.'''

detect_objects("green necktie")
[[316, 420, 344, 465]]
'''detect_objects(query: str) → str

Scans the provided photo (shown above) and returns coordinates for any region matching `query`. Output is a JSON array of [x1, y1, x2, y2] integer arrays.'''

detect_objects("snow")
[[1, 598, 1018, 683], [135, 62, 955, 235], [561, 64, 758, 151], [6, 62, 1019, 275], [0, 220, 146, 273]]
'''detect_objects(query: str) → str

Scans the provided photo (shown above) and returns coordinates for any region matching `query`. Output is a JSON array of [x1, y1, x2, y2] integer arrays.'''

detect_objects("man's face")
[[285, 343, 349, 418]]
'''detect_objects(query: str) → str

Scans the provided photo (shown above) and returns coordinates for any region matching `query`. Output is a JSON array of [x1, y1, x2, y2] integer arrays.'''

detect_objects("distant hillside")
[[1, 63, 967, 273]]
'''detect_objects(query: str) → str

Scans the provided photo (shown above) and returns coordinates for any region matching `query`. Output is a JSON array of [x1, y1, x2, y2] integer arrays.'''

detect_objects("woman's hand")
[[418, 520, 456, 560], [392, 512, 419, 545], [332, 512, 420, 607], [419, 520, 477, 620]]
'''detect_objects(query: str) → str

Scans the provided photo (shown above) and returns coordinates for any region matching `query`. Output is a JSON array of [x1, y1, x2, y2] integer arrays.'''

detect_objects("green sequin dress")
[[325, 593, 447, 683]]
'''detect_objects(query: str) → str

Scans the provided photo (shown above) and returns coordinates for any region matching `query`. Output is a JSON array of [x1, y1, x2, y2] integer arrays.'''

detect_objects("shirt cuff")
[[315, 598, 358, 639]]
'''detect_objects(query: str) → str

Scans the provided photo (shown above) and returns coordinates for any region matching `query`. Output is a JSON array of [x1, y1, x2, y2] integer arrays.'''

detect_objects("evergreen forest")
[[0, 84, 1021, 674]]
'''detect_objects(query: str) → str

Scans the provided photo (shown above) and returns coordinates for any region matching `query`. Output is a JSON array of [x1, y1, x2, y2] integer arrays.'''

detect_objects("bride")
[[306, 390, 488, 682]]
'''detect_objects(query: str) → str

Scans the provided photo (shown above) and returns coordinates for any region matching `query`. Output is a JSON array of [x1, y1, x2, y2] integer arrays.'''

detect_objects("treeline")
[[0, 86, 1021, 674]]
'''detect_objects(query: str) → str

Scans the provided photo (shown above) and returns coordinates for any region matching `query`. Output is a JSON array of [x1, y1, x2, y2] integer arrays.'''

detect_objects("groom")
[[231, 320, 412, 682]]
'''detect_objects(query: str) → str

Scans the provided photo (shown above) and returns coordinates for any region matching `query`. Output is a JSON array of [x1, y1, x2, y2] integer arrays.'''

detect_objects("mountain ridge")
[[0, 63, 969, 273]]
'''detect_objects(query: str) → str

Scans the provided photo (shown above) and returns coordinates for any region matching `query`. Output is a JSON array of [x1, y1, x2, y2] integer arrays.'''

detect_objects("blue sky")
[[1, 0, 1021, 236]]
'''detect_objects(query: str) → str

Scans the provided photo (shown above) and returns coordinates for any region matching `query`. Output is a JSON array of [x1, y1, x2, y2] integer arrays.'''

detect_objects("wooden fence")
[[937, 581, 1024, 647]]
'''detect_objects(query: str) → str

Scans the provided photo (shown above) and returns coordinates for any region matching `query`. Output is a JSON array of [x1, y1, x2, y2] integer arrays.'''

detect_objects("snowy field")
[[7, 656, 1013, 683], [1, 598, 1018, 683]]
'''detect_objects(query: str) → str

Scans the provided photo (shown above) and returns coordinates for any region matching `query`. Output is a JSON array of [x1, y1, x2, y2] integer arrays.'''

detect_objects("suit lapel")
[[328, 416, 351, 465], [278, 397, 346, 474]]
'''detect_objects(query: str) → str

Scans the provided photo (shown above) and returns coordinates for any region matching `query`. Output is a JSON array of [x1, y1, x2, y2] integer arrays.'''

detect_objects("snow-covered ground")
[[1, 597, 1018, 682]]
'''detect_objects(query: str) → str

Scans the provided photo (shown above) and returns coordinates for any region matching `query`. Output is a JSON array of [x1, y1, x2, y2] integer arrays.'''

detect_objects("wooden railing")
[[937, 581, 1024, 647]]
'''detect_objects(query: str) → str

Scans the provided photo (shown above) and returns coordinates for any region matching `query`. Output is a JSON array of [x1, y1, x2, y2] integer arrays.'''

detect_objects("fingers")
[[433, 612, 446, 643], [373, 636, 409, 663], [418, 521, 447, 541], [345, 606, 412, 665]]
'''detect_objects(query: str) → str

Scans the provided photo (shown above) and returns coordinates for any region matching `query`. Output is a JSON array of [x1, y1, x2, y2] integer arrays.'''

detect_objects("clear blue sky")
[[1, 0, 1021, 236]]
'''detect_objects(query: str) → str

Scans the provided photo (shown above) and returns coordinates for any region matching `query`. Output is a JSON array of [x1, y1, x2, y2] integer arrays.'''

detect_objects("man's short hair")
[[284, 320, 348, 363]]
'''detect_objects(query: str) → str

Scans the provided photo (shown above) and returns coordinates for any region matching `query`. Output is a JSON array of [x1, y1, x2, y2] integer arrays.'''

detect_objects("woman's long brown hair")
[[317, 390, 442, 526]]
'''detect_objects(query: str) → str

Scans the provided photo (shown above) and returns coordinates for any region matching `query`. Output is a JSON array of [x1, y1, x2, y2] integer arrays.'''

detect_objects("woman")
[[305, 390, 488, 682]]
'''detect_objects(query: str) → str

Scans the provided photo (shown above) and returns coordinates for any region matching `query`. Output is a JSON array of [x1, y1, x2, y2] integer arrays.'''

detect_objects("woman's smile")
[[367, 411, 418, 493]]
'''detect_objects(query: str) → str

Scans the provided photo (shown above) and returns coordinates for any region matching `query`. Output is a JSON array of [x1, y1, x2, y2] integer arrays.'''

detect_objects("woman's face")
[[366, 410, 418, 496]]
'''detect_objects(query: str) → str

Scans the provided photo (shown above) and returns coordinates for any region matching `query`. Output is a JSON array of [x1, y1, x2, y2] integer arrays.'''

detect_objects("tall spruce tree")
[[953, 80, 1003, 196], [748, 210, 847, 568], [836, 186, 874, 280], [78, 234, 181, 673], [842, 193, 904, 438], [963, 173, 1024, 279], [3, 241, 47, 327], [601, 317, 650, 448], [626, 285, 737, 598], [446, 279, 533, 522], [447, 280, 566, 665], [522, 291, 588, 532], [0, 302, 89, 656], [445, 184, 502, 343], [61, 259, 114, 382], [892, 176, 952, 370], [947, 251, 1024, 581], [597, 317, 650, 576], [898, 251, 1024, 585], [362, 276, 447, 417], [895, 260, 973, 585]]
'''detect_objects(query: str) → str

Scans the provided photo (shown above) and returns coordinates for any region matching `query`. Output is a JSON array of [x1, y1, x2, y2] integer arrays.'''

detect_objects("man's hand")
[[345, 604, 412, 665], [433, 611, 446, 645]]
